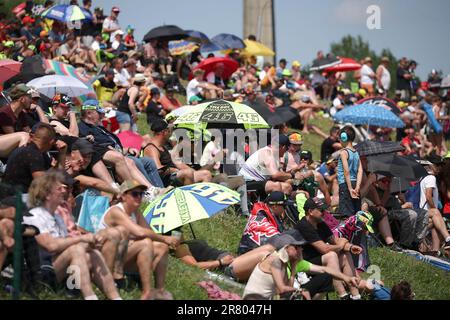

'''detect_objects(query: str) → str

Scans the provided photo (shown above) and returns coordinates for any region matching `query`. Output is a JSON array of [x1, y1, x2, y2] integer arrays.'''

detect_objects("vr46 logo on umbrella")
[[187, 184, 240, 205], [201, 112, 233, 122], [237, 112, 261, 123]]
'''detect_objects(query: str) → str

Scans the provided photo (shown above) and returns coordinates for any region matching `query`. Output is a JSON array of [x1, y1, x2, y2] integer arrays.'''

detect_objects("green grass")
[[4, 105, 449, 300]]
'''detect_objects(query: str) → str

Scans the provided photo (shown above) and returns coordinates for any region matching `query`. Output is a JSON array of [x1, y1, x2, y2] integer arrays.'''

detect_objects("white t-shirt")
[[379, 65, 391, 90], [361, 64, 375, 85], [200, 141, 221, 169], [186, 78, 203, 102], [239, 146, 280, 181], [91, 40, 101, 51], [114, 68, 130, 87], [419, 175, 439, 210], [103, 17, 121, 41], [23, 207, 68, 238]]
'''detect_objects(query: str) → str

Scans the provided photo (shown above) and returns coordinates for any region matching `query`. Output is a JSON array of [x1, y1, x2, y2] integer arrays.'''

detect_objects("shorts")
[[92, 144, 111, 166], [115, 110, 132, 124], [223, 265, 237, 280], [302, 273, 334, 296], [338, 181, 361, 217], [246, 180, 268, 197]]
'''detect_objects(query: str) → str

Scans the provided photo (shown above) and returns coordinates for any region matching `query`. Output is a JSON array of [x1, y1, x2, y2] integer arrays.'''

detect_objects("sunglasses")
[[129, 190, 145, 198]]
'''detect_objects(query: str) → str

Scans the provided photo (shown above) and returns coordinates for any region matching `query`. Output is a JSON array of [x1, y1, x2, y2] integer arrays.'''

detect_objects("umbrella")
[[441, 75, 450, 89], [3, 56, 46, 89], [0, 59, 22, 83], [142, 183, 240, 234], [324, 57, 361, 73], [42, 59, 96, 104], [241, 40, 275, 57], [356, 97, 401, 115], [174, 100, 270, 130], [27, 75, 91, 98], [143, 25, 188, 43], [334, 104, 405, 128], [185, 30, 211, 44], [191, 56, 239, 80], [41, 4, 93, 22], [169, 40, 198, 56], [310, 57, 342, 71], [200, 41, 225, 53], [211, 33, 245, 50], [355, 140, 405, 157], [367, 154, 428, 181], [245, 100, 297, 126]]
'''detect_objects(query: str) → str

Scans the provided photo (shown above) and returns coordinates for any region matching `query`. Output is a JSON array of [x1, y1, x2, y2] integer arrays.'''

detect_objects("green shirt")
[[287, 259, 311, 278]]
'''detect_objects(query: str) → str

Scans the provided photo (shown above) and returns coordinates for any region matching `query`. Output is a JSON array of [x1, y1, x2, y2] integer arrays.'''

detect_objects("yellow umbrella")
[[241, 39, 275, 57]]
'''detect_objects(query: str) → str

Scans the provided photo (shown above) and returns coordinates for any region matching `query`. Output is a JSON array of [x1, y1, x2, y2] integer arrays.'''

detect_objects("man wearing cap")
[[99, 179, 178, 300], [111, 29, 126, 55], [295, 198, 362, 300], [360, 57, 375, 95], [239, 134, 293, 195], [49, 94, 79, 137], [143, 119, 212, 187], [78, 100, 161, 196], [0, 83, 33, 135], [238, 192, 292, 255], [102, 7, 121, 42]]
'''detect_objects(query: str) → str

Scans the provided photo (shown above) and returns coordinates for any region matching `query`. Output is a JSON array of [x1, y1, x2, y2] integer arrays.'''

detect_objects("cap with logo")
[[265, 191, 287, 205], [52, 93, 73, 107], [81, 99, 105, 113], [151, 119, 169, 133], [300, 150, 313, 161], [356, 211, 374, 233], [303, 197, 327, 211]]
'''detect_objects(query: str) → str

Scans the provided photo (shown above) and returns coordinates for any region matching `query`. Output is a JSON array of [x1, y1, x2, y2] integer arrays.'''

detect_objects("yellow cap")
[[292, 60, 301, 68]]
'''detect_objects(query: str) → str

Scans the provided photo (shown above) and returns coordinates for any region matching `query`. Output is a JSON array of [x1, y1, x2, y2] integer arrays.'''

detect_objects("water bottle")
[[205, 271, 245, 290]]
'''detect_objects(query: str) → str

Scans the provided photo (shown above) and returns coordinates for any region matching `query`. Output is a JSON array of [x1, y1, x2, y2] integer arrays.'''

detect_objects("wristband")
[[218, 259, 223, 267]]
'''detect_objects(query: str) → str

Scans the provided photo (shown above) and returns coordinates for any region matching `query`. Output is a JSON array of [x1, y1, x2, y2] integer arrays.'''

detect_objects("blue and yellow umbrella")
[[143, 183, 240, 234], [41, 4, 93, 22]]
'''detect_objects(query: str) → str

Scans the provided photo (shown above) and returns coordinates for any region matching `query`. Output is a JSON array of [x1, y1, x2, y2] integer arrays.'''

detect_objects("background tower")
[[243, 0, 276, 64]]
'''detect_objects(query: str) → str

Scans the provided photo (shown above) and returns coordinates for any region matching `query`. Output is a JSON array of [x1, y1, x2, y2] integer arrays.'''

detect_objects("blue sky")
[[91, 0, 450, 79]]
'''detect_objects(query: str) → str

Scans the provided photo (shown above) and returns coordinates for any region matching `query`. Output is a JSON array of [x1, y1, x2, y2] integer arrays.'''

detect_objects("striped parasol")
[[43, 59, 96, 105]]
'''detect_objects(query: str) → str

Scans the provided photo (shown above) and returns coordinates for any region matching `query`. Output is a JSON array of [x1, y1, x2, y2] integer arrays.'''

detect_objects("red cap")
[[112, 6, 120, 12], [22, 16, 35, 25]]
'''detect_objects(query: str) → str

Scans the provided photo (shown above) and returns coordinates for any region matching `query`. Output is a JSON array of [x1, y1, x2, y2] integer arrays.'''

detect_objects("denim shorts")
[[115, 110, 132, 124]]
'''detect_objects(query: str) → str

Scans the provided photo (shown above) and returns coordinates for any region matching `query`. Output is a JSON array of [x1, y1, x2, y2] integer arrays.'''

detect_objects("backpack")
[[405, 178, 424, 210]]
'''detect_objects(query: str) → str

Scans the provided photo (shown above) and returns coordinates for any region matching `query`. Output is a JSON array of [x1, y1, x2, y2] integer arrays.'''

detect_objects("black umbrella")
[[244, 99, 298, 126], [143, 25, 188, 42], [355, 140, 405, 157], [3, 56, 46, 90], [310, 57, 341, 71], [367, 154, 428, 181]]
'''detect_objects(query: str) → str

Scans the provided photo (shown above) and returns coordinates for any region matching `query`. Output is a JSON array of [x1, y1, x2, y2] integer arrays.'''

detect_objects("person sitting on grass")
[[243, 234, 359, 300], [23, 171, 121, 300], [295, 198, 363, 300], [98, 180, 179, 300], [0, 204, 15, 271]]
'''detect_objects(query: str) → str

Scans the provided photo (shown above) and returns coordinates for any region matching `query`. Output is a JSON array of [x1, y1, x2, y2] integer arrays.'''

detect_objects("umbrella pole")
[[189, 223, 197, 239]]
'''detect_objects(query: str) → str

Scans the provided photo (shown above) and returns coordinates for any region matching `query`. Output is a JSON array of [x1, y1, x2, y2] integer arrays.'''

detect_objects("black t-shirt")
[[184, 239, 228, 262], [321, 137, 337, 163], [396, 67, 410, 90], [295, 217, 333, 260], [4, 142, 51, 192], [146, 101, 164, 124]]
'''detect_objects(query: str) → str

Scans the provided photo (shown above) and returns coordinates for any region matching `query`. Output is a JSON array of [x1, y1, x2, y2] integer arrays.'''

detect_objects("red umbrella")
[[0, 59, 22, 83], [324, 57, 361, 73], [190, 57, 239, 80]]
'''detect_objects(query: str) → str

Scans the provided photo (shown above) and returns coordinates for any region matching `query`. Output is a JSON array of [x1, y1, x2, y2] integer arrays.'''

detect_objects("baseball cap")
[[72, 138, 94, 155], [150, 87, 161, 96], [274, 233, 307, 249], [282, 69, 293, 77], [81, 99, 105, 113], [151, 119, 169, 133], [52, 93, 73, 107], [303, 197, 327, 211], [356, 211, 374, 233], [277, 134, 290, 148], [289, 133, 303, 145], [8, 83, 32, 100], [119, 180, 147, 194], [300, 150, 313, 161], [22, 16, 35, 25], [292, 60, 301, 68], [112, 6, 120, 12], [189, 95, 202, 104], [265, 191, 287, 205]]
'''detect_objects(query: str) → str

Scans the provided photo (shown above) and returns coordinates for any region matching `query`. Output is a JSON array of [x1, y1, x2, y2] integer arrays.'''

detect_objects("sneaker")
[[444, 240, 450, 250], [340, 294, 351, 300], [143, 187, 160, 203], [388, 242, 404, 252]]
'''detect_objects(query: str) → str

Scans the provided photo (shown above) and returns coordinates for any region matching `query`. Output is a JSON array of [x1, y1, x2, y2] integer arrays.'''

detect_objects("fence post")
[[12, 191, 23, 300]]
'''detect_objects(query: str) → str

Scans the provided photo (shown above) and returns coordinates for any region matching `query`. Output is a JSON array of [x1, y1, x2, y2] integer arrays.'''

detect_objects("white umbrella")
[[27, 75, 91, 98]]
